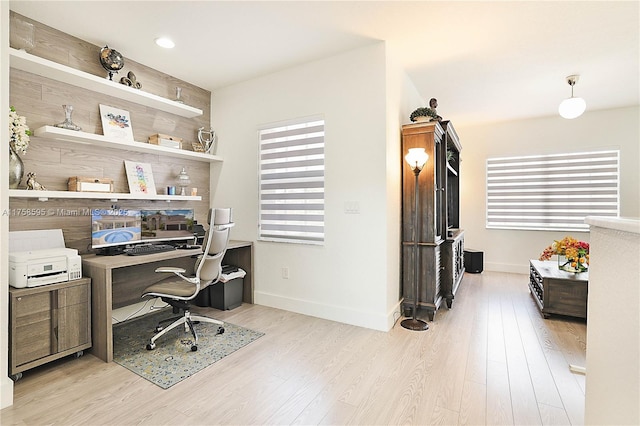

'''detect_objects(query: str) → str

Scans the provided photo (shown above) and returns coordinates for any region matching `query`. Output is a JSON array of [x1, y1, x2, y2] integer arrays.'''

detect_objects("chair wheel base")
[[217, 326, 225, 335], [146, 343, 156, 350], [191, 345, 198, 351]]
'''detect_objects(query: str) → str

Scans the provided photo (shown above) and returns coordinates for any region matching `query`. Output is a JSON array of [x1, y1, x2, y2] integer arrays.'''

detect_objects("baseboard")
[[0, 377, 13, 409], [484, 261, 529, 275], [254, 291, 394, 331]]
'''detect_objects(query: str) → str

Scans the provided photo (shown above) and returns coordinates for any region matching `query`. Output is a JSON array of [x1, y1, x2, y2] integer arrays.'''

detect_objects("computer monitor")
[[91, 208, 142, 253], [140, 208, 195, 244]]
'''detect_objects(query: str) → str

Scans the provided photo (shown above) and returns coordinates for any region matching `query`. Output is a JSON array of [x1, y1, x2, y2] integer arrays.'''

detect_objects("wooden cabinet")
[[440, 121, 465, 308], [442, 229, 465, 308], [9, 278, 91, 380], [528, 260, 588, 319], [401, 121, 463, 321]]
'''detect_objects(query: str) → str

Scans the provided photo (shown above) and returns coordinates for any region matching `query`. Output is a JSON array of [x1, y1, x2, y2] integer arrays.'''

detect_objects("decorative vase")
[[9, 145, 24, 189], [558, 254, 588, 273], [54, 105, 82, 131], [174, 87, 184, 104]]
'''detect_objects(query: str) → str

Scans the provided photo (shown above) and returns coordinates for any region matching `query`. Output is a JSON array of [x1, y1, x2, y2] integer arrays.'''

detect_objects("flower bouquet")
[[539, 236, 589, 273], [9, 106, 31, 155]]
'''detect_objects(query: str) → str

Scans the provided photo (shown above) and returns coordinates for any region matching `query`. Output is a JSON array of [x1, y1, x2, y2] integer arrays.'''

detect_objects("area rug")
[[113, 310, 263, 389]]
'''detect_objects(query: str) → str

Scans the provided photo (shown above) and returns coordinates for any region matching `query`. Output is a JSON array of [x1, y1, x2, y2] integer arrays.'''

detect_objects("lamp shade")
[[405, 148, 429, 171], [559, 97, 586, 119]]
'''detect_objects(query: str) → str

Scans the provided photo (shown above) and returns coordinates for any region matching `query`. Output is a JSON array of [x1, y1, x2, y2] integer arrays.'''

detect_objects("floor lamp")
[[401, 147, 429, 331]]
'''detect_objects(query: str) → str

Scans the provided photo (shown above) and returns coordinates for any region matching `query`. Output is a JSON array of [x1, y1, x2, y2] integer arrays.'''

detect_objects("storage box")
[[68, 177, 114, 193], [148, 133, 182, 149], [209, 277, 243, 310]]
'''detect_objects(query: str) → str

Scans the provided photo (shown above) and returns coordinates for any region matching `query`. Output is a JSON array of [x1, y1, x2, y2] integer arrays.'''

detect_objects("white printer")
[[9, 248, 82, 288], [8, 229, 83, 288]]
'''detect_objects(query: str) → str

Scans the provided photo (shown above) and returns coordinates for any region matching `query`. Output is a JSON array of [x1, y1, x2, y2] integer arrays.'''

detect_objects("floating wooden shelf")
[[9, 189, 201, 202], [33, 126, 222, 163], [9, 48, 203, 118]]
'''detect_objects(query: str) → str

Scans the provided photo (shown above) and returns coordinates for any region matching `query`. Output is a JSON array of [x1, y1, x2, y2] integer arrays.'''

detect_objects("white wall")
[[383, 51, 426, 321], [457, 106, 640, 274], [1, 1, 14, 409], [584, 217, 640, 425], [212, 42, 416, 330]]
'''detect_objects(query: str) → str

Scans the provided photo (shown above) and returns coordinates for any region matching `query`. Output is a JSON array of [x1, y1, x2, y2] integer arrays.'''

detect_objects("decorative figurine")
[[120, 71, 142, 89], [99, 45, 124, 81], [54, 105, 82, 131], [429, 98, 443, 121], [25, 172, 46, 190], [197, 127, 217, 154]]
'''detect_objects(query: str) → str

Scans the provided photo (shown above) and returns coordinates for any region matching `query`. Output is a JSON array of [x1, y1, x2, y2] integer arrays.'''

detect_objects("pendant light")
[[559, 75, 586, 119]]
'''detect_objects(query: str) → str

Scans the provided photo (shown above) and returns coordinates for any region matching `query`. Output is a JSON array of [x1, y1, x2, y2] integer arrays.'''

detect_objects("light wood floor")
[[1, 271, 587, 425]]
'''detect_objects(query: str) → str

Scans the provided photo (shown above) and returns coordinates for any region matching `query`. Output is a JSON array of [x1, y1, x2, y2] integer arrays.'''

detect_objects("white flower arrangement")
[[10, 106, 31, 155]]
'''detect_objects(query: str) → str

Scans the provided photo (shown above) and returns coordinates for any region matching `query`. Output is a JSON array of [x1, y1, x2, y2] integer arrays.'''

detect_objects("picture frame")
[[99, 104, 134, 141], [191, 141, 205, 152], [123, 160, 157, 195]]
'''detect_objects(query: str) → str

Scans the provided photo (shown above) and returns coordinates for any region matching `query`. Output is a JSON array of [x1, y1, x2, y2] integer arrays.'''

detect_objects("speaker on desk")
[[464, 249, 483, 273]]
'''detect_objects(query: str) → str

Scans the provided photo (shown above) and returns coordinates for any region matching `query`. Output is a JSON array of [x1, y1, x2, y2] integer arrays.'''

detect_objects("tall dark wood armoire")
[[401, 121, 463, 321]]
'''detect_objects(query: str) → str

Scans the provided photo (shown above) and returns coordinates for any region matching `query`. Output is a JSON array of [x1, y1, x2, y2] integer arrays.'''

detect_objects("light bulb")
[[559, 97, 586, 119]]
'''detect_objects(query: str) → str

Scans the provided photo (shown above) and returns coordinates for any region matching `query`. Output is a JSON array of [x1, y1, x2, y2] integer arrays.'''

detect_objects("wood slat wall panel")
[[9, 12, 212, 253]]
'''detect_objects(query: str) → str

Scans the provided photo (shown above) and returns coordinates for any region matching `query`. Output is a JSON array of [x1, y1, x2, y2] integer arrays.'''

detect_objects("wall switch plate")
[[344, 201, 360, 214]]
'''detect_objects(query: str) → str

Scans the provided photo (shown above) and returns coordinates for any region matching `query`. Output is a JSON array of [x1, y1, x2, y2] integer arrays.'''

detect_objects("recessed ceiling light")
[[155, 37, 175, 49]]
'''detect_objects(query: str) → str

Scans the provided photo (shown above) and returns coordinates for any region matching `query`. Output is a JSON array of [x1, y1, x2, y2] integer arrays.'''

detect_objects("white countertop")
[[585, 216, 640, 234]]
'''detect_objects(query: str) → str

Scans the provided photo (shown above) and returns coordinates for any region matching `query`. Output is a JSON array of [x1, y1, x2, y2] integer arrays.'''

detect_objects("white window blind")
[[259, 118, 325, 244], [486, 150, 619, 231]]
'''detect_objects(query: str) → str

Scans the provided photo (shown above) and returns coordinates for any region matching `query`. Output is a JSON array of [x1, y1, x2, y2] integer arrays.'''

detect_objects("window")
[[259, 117, 325, 244], [486, 150, 619, 231]]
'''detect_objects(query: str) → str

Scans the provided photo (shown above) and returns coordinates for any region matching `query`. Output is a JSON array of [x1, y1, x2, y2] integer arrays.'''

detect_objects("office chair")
[[141, 208, 234, 351]]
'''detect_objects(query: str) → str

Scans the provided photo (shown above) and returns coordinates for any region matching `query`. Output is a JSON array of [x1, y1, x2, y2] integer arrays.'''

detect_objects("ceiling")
[[9, 1, 640, 127]]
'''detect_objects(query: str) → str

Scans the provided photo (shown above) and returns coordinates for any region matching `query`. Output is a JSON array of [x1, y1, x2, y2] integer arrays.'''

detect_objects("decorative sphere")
[[99, 45, 124, 73]]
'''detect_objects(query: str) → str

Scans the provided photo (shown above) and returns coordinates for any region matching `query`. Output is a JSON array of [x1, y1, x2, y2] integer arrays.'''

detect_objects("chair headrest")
[[208, 208, 233, 226]]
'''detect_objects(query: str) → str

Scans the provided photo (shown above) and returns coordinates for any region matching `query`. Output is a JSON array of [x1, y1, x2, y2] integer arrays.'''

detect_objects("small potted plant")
[[409, 107, 438, 122]]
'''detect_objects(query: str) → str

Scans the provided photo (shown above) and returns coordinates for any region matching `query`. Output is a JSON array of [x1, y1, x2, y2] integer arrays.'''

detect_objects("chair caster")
[[146, 343, 156, 350], [217, 326, 225, 335], [10, 372, 23, 382], [73, 350, 84, 358], [191, 345, 198, 352]]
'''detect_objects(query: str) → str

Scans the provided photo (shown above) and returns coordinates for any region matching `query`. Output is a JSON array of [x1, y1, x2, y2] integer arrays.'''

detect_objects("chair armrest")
[[155, 267, 187, 273]]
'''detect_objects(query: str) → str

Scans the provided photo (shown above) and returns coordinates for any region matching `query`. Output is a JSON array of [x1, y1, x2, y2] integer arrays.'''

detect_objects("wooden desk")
[[82, 240, 253, 362]]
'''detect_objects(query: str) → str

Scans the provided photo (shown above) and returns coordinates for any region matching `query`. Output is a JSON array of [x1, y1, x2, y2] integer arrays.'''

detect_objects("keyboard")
[[125, 244, 177, 256]]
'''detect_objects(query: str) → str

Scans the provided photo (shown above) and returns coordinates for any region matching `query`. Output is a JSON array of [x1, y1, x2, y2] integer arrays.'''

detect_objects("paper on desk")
[[219, 268, 246, 282]]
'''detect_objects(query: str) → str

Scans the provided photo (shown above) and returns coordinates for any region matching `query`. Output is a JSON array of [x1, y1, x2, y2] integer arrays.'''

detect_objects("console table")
[[82, 240, 253, 362], [529, 260, 588, 319]]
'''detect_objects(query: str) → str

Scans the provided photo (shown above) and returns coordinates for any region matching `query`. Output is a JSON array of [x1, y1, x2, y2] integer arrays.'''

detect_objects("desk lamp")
[[402, 147, 429, 331]]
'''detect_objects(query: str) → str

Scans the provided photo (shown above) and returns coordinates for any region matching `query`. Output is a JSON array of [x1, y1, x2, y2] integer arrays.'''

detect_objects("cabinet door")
[[11, 292, 54, 367], [57, 283, 91, 351]]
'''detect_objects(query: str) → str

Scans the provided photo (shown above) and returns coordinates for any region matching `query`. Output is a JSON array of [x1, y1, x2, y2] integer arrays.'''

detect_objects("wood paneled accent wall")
[[8, 12, 213, 253]]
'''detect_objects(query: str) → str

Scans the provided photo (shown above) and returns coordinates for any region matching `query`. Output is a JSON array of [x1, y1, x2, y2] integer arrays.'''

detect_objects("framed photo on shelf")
[[191, 141, 205, 152], [99, 104, 134, 141], [124, 160, 157, 195]]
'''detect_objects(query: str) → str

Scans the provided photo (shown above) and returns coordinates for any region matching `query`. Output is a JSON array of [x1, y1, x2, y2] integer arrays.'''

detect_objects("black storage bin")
[[209, 276, 243, 310], [193, 286, 211, 307], [464, 249, 484, 273]]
